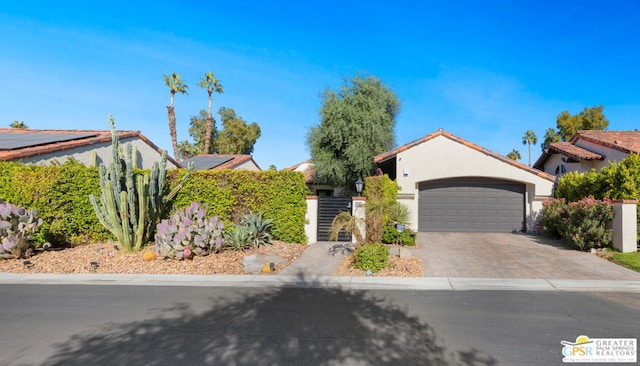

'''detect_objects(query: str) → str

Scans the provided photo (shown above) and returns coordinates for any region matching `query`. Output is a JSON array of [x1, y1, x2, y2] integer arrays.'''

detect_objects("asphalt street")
[[1, 283, 639, 365]]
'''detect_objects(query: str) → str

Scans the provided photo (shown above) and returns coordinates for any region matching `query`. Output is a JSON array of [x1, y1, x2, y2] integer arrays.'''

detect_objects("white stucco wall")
[[16, 137, 178, 169], [233, 159, 261, 171], [542, 154, 597, 175], [574, 140, 630, 170], [393, 135, 555, 231]]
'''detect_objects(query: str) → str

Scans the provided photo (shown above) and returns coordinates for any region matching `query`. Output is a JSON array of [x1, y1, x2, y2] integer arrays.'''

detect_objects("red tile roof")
[[374, 129, 556, 182], [533, 130, 640, 170], [0, 128, 181, 167], [572, 130, 640, 154], [183, 154, 261, 170], [287, 160, 315, 184], [546, 142, 604, 161]]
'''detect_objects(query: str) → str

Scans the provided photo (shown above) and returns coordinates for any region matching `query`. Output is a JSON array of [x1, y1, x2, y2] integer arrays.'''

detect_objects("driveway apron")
[[411, 232, 640, 280]]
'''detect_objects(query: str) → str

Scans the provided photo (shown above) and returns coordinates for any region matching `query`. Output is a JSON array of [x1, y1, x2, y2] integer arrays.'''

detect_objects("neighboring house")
[[533, 130, 640, 176], [182, 154, 261, 171], [0, 128, 180, 169], [375, 129, 555, 233], [286, 160, 345, 196]]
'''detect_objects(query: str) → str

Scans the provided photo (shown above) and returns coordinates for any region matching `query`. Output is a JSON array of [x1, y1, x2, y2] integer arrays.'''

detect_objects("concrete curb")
[[2, 273, 640, 292]]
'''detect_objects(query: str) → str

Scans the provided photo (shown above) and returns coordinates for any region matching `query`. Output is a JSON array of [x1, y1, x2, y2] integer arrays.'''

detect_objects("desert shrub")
[[399, 230, 416, 246], [562, 197, 613, 251], [381, 225, 398, 244], [539, 198, 568, 239], [381, 225, 416, 246], [154, 202, 224, 259], [354, 243, 389, 273], [0, 200, 43, 259], [539, 197, 613, 250]]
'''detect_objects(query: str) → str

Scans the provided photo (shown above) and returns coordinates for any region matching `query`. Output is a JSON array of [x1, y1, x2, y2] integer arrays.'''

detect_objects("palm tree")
[[506, 149, 521, 161], [163, 72, 189, 160], [10, 121, 28, 129], [522, 130, 538, 166], [198, 72, 223, 154]]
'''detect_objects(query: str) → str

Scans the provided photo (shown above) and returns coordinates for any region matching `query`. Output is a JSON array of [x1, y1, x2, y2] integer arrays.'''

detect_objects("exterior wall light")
[[355, 177, 364, 196]]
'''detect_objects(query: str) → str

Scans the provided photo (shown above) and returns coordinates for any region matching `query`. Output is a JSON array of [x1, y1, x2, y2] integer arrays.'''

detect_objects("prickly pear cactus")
[[0, 201, 43, 259], [154, 202, 224, 259]]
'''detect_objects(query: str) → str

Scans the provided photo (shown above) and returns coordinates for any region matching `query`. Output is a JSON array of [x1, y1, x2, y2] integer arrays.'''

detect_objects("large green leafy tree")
[[163, 72, 189, 161], [179, 110, 212, 158], [557, 105, 609, 141], [541, 105, 609, 151], [307, 75, 400, 188], [179, 108, 261, 157], [217, 107, 261, 154]]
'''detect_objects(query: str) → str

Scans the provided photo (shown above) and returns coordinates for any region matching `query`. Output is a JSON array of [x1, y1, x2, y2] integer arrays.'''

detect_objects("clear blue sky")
[[2, 1, 639, 169]]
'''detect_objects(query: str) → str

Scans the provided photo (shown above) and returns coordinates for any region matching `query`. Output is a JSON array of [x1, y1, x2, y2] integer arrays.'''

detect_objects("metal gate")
[[317, 196, 352, 241]]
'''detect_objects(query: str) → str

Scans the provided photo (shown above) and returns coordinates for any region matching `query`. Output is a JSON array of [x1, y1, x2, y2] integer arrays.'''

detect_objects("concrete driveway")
[[411, 232, 640, 280]]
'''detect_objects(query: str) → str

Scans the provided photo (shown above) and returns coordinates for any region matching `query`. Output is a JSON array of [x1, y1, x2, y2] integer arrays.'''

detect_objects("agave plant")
[[223, 225, 254, 250], [242, 211, 274, 248]]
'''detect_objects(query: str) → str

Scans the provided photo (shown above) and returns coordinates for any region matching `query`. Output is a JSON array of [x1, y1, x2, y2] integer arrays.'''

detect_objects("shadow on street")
[[41, 274, 497, 366]]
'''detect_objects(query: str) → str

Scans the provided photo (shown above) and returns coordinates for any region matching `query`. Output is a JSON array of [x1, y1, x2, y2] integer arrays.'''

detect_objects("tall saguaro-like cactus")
[[89, 115, 191, 252]]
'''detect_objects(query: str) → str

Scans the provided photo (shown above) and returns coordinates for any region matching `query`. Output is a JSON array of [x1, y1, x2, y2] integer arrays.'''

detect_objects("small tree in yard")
[[307, 75, 400, 189]]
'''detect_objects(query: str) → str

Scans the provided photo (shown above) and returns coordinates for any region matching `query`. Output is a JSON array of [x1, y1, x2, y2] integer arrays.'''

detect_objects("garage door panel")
[[419, 178, 524, 233]]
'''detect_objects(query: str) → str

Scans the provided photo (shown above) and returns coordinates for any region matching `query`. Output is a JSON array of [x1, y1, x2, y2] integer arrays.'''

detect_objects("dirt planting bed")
[[0, 241, 307, 275]]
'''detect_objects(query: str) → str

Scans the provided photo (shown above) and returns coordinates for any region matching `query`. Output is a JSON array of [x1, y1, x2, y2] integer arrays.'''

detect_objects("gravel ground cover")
[[1, 242, 424, 277], [0, 241, 306, 275]]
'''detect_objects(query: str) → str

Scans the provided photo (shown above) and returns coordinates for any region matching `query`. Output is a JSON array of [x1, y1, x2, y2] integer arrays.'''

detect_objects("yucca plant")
[[387, 203, 411, 227]]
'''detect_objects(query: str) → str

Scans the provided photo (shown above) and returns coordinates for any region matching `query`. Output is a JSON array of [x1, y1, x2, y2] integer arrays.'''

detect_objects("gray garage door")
[[418, 178, 525, 232]]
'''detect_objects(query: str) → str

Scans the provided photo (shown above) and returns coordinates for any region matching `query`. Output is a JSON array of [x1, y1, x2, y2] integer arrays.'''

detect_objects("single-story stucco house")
[[375, 129, 556, 233], [533, 130, 640, 177], [182, 154, 261, 171], [0, 128, 180, 169]]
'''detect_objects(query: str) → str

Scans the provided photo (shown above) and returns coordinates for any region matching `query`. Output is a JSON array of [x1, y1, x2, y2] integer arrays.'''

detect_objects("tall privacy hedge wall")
[[0, 161, 308, 245], [167, 169, 308, 243], [0, 161, 110, 244]]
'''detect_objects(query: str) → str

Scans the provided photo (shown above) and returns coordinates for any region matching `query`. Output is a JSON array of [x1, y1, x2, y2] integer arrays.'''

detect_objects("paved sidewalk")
[[278, 241, 347, 276], [2, 272, 640, 292]]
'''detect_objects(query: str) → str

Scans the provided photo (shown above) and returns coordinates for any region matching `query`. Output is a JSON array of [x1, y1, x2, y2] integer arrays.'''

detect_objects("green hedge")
[[0, 161, 308, 245], [166, 169, 308, 243], [556, 153, 640, 239], [0, 160, 110, 245]]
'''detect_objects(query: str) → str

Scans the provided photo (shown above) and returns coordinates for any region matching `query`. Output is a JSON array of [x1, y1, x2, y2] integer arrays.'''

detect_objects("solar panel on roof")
[[183, 155, 234, 170], [0, 132, 99, 150]]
